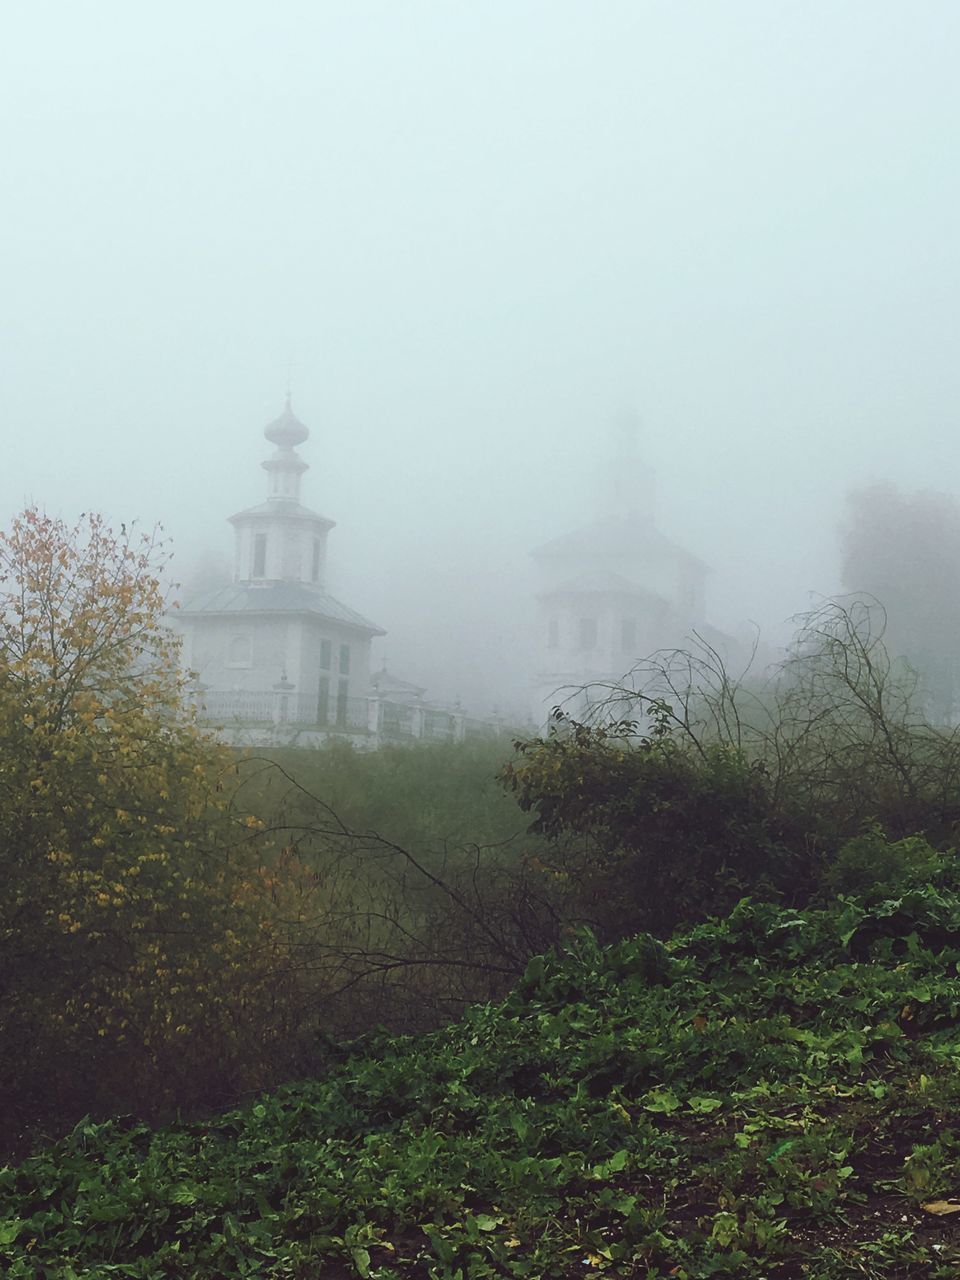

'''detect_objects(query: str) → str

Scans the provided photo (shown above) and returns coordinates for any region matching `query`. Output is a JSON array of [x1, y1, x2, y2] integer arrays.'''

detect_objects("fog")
[[3, 1, 960, 716]]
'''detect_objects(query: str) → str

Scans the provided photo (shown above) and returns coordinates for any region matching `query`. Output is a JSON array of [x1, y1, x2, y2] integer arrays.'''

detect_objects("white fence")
[[191, 686, 517, 747]]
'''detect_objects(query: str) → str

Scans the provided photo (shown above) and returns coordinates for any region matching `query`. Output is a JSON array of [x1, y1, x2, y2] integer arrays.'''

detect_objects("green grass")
[[235, 739, 534, 852], [4, 888, 960, 1277]]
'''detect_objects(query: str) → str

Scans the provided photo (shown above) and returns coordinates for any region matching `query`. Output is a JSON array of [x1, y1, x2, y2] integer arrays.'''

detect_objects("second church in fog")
[[531, 418, 725, 721]]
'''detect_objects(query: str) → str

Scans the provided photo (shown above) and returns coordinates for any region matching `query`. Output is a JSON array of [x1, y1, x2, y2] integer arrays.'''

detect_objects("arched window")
[[228, 635, 252, 667]]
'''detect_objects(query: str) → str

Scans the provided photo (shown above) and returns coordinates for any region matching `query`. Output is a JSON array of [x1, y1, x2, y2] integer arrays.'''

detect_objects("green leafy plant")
[[4, 890, 960, 1276]]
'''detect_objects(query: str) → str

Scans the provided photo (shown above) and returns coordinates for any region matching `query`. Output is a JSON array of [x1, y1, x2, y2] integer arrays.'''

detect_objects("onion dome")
[[264, 393, 309, 449]]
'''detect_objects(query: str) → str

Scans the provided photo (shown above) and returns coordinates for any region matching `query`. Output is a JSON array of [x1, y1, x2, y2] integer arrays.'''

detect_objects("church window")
[[228, 635, 252, 667], [317, 675, 330, 723], [336, 677, 349, 726], [253, 534, 267, 578], [621, 618, 637, 651], [320, 638, 332, 669], [578, 617, 598, 650], [547, 618, 559, 648], [339, 643, 351, 674], [311, 538, 322, 582]]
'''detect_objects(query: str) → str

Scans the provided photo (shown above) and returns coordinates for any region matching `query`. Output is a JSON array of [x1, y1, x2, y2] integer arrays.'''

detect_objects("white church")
[[173, 399, 496, 747], [173, 398, 388, 742], [530, 418, 725, 723]]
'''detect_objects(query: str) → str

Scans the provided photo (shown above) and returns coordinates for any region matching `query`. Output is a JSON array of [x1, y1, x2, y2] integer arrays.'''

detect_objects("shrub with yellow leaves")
[[0, 509, 288, 1151]]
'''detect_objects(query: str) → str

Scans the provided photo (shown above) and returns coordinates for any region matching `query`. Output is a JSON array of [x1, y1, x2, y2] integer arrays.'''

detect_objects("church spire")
[[262, 395, 309, 502], [603, 407, 655, 523], [229, 397, 335, 584]]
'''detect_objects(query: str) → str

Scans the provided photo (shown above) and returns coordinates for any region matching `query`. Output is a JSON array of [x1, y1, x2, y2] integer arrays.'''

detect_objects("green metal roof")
[[177, 582, 386, 635], [228, 500, 335, 528], [532, 515, 708, 572]]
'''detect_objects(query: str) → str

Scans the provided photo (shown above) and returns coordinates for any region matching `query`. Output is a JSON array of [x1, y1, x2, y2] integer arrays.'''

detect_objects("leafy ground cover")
[[4, 888, 960, 1278]]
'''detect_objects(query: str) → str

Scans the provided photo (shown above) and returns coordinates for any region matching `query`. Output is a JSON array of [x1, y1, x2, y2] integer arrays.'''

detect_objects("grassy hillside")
[[4, 885, 960, 1278]]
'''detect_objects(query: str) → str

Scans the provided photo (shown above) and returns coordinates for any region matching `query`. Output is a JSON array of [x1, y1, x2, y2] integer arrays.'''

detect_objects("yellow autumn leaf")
[[922, 1200, 960, 1215]]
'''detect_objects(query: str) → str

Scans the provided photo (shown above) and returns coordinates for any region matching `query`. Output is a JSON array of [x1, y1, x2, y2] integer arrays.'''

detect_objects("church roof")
[[532, 515, 708, 573], [537, 570, 670, 601], [228, 500, 335, 528], [370, 666, 427, 699], [178, 582, 386, 635]]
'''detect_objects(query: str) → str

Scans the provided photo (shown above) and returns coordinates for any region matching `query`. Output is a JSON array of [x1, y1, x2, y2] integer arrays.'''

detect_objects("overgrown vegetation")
[[4, 883, 960, 1277], [248, 738, 528, 851], [500, 598, 960, 939], [222, 748, 555, 1044], [0, 511, 292, 1151]]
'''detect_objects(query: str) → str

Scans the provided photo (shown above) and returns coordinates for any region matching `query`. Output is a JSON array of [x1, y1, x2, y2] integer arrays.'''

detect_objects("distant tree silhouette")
[[840, 483, 960, 720]]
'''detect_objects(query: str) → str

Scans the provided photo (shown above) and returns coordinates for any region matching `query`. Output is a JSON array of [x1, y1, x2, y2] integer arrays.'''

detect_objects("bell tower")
[[228, 396, 335, 586], [601, 407, 656, 523]]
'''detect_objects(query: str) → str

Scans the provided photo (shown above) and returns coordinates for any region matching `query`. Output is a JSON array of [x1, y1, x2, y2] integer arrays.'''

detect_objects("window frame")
[[252, 533, 267, 579]]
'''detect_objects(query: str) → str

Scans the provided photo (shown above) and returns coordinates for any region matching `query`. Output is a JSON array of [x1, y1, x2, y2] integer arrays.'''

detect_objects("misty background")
[[3, 1, 959, 715]]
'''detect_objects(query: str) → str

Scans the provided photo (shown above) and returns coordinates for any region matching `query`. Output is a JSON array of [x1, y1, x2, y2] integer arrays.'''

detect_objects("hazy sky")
[[3, 2, 960, 710]]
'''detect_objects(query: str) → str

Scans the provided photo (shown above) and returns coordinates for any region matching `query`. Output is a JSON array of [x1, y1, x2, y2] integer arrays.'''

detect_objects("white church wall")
[[183, 615, 290, 691], [298, 623, 374, 712]]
